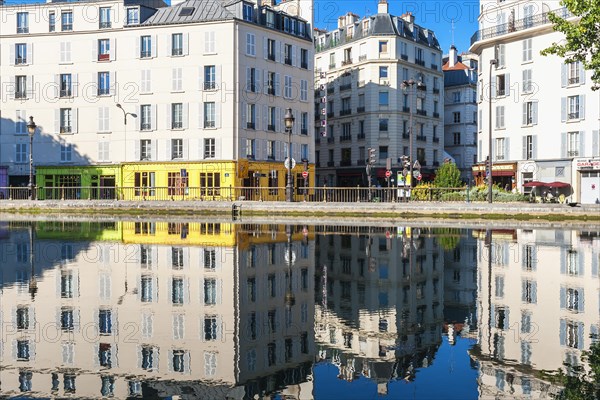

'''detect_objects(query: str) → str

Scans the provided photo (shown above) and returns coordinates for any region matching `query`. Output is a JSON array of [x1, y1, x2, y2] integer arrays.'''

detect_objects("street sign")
[[284, 157, 296, 170], [302, 170, 308, 178], [413, 170, 420, 178], [385, 170, 391, 178], [413, 160, 421, 169]]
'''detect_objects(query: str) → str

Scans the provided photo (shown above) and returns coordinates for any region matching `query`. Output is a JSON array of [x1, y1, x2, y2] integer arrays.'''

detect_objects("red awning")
[[523, 181, 547, 187], [523, 181, 571, 189], [492, 171, 515, 177]]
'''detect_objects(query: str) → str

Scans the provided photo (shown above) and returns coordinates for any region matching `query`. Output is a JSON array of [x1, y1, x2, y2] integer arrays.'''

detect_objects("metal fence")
[[0, 186, 472, 202]]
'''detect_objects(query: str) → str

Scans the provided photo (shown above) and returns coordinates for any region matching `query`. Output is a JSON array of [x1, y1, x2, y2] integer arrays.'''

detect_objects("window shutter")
[[27, 43, 33, 65], [9, 44, 15, 66], [215, 102, 221, 129], [579, 131, 585, 157], [279, 41, 283, 63], [152, 35, 158, 57], [532, 135, 537, 159], [27, 75, 34, 98], [198, 103, 204, 128], [579, 94, 585, 119], [255, 105, 261, 131], [166, 104, 172, 130], [72, 74, 78, 97], [167, 34, 172, 56], [241, 102, 246, 128], [263, 37, 268, 60], [92, 39, 99, 61], [182, 103, 189, 129], [579, 62, 586, 85], [134, 140, 140, 160], [135, 36, 140, 59], [522, 103, 527, 126], [240, 137, 246, 158], [275, 73, 281, 97], [492, 138, 497, 161], [65, 42, 71, 62], [561, 98, 567, 122], [172, 69, 178, 91], [109, 38, 116, 61], [98, 108, 104, 132], [183, 33, 189, 56], [151, 105, 157, 131], [165, 139, 172, 160], [495, 106, 500, 129], [256, 68, 261, 93], [522, 136, 527, 159], [560, 132, 567, 158], [152, 139, 158, 160], [504, 137, 510, 160], [53, 74, 60, 99], [215, 65, 221, 90], [54, 109, 61, 133], [183, 139, 189, 160], [110, 71, 117, 96], [504, 73, 510, 96], [215, 137, 221, 159], [246, 67, 251, 91], [592, 130, 599, 157], [199, 66, 204, 91], [71, 108, 78, 134], [276, 107, 281, 132], [263, 105, 268, 130], [263, 70, 269, 94], [532, 101, 538, 125], [561, 63, 567, 87], [490, 75, 496, 99], [291, 45, 296, 67]]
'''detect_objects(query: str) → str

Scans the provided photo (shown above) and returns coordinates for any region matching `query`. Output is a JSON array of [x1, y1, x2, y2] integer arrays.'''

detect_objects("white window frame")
[[246, 33, 255, 56], [61, 143, 73, 162]]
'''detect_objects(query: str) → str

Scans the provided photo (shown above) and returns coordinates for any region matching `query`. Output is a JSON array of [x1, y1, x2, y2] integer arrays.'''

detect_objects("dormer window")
[[243, 2, 253, 22], [283, 16, 290, 32], [363, 20, 369, 31], [265, 10, 275, 28], [413, 26, 419, 41], [126, 7, 139, 25]]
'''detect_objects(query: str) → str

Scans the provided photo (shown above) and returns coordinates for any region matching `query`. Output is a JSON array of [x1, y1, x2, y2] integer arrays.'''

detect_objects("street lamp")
[[28, 221, 37, 300], [402, 80, 425, 199], [26, 116, 37, 200], [116, 104, 137, 162], [488, 59, 497, 203], [284, 108, 295, 202], [285, 225, 296, 309]]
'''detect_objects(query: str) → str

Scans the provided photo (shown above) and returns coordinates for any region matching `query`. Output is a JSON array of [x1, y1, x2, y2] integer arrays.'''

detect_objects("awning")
[[492, 171, 515, 177], [523, 181, 571, 189]]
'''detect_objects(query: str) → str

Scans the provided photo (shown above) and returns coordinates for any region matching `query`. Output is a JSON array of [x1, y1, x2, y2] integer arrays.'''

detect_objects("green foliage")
[[433, 162, 463, 188], [433, 228, 462, 251], [467, 185, 529, 202], [553, 341, 600, 400], [541, 0, 600, 90]]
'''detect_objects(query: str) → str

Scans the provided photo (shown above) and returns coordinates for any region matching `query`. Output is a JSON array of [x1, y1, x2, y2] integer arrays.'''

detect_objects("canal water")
[[0, 220, 597, 399]]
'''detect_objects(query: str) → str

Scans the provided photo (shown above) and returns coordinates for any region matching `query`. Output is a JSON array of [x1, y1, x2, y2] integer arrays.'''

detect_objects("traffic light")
[[303, 159, 309, 171], [402, 155, 410, 169], [368, 148, 377, 165]]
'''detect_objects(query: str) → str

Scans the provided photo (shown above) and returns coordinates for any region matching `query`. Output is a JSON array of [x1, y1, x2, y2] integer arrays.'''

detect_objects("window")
[[171, 138, 183, 159], [172, 103, 183, 129], [284, 76, 292, 98], [566, 288, 580, 311], [453, 132, 461, 145], [15, 43, 27, 65], [567, 62, 582, 85], [15, 75, 27, 99], [140, 35, 152, 58], [99, 309, 112, 334], [126, 7, 139, 24], [140, 104, 151, 131], [415, 47, 424, 64], [17, 340, 30, 361], [522, 38, 532, 62], [98, 142, 110, 162], [140, 140, 152, 160], [379, 92, 389, 107], [301, 48, 308, 69], [171, 278, 184, 304], [268, 107, 276, 131], [98, 39, 110, 61], [17, 12, 29, 33], [495, 137, 505, 160], [379, 40, 388, 54], [204, 316, 219, 340], [525, 135, 534, 160], [98, 72, 110, 95], [301, 80, 308, 101], [16, 306, 29, 330], [267, 39, 276, 61], [246, 33, 255, 56], [522, 69, 533, 93], [567, 95, 581, 120], [567, 132, 579, 157], [379, 119, 388, 132], [267, 71, 276, 95], [301, 112, 308, 135], [285, 44, 292, 65], [522, 280, 537, 304], [204, 278, 217, 305], [453, 112, 461, 123], [49, 12, 56, 32], [204, 138, 215, 159], [379, 66, 388, 79], [496, 74, 507, 96], [172, 350, 186, 372], [60, 74, 72, 98], [379, 146, 388, 159], [496, 44, 505, 68], [522, 101, 538, 125], [246, 103, 256, 129], [99, 7, 111, 29], [140, 276, 154, 302], [61, 11, 73, 31], [453, 91, 461, 103], [245, 138, 255, 159], [204, 65, 216, 90], [204, 102, 215, 128], [60, 108, 72, 133], [172, 33, 183, 56], [61, 143, 72, 162], [204, 31, 215, 53], [243, 2, 253, 21], [495, 106, 505, 129], [172, 67, 183, 91]]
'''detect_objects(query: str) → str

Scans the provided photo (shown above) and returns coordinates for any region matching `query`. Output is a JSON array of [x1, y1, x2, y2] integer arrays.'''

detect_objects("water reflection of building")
[[0, 221, 315, 399], [474, 228, 600, 399], [313, 227, 445, 392]]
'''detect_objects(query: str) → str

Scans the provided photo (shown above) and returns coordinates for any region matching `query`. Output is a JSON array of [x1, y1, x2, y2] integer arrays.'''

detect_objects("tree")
[[541, 0, 600, 90], [433, 161, 462, 188]]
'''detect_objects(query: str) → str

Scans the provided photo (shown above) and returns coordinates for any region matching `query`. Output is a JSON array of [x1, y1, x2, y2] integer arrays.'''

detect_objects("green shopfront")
[[35, 166, 120, 200]]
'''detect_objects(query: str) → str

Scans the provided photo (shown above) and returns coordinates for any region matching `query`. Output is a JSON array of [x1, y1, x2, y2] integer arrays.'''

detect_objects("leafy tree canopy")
[[433, 161, 462, 188], [541, 0, 600, 90]]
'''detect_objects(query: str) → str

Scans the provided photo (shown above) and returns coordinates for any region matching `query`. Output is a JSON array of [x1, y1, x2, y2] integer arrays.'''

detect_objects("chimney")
[[449, 45, 458, 68], [170, 0, 187, 6], [401, 12, 415, 24], [377, 0, 388, 14]]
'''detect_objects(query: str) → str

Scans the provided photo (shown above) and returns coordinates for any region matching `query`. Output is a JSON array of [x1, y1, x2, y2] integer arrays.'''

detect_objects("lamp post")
[[402, 80, 425, 199], [488, 58, 497, 203], [28, 221, 37, 300], [284, 108, 295, 202], [26, 116, 37, 200], [116, 103, 137, 161], [285, 225, 296, 309]]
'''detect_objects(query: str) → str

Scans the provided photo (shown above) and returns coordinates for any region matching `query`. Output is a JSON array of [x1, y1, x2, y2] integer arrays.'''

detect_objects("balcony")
[[204, 121, 216, 128], [402, 106, 410, 113], [267, 155, 275, 161], [301, 61, 308, 69], [357, 159, 366, 166], [60, 126, 72, 134], [470, 7, 570, 46], [357, 106, 365, 113], [340, 83, 351, 91], [140, 51, 152, 58], [357, 133, 365, 140], [568, 112, 580, 120], [314, 114, 321, 121], [340, 135, 351, 142], [402, 132, 410, 139], [268, 124, 276, 131], [171, 122, 183, 129], [567, 150, 579, 157], [416, 109, 427, 116], [99, 21, 111, 29], [400, 54, 408, 61], [285, 57, 292, 65], [433, 88, 440, 94], [141, 123, 151, 131], [329, 63, 336, 69], [359, 55, 367, 61], [62, 23, 73, 31], [415, 59, 425, 67], [497, 88, 506, 96], [268, 53, 276, 61], [419, 160, 427, 166], [301, 128, 308, 135], [267, 87, 275, 95], [327, 136, 334, 144], [417, 84, 427, 91], [340, 160, 352, 166], [327, 112, 334, 118], [340, 109, 352, 116], [98, 53, 110, 61], [430, 64, 438, 70], [15, 91, 27, 99], [433, 137, 439, 143], [327, 161, 335, 167], [568, 77, 580, 85], [433, 112, 440, 118], [416, 135, 426, 142], [15, 57, 27, 65], [17, 26, 29, 34], [60, 90, 72, 98], [204, 82, 217, 90], [246, 122, 255, 130], [342, 59, 353, 66], [98, 88, 110, 96], [327, 86, 334, 94]]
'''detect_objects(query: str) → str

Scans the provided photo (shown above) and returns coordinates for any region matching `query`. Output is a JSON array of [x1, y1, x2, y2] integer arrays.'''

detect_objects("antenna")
[[451, 18, 455, 46]]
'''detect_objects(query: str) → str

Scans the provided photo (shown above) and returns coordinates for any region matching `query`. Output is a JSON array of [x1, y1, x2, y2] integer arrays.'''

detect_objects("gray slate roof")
[[142, 0, 234, 25]]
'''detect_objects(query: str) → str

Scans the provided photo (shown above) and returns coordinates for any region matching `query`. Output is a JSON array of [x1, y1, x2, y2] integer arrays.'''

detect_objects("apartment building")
[[313, 0, 444, 187], [470, 0, 600, 203], [443, 47, 479, 182], [0, 221, 315, 398], [473, 228, 599, 398], [0, 0, 314, 199]]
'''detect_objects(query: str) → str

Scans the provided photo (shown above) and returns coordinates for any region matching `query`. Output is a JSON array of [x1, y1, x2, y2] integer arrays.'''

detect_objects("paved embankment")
[[0, 200, 598, 226]]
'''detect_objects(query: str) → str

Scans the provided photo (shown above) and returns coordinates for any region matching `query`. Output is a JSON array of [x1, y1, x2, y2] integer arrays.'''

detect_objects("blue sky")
[[4, 0, 479, 54]]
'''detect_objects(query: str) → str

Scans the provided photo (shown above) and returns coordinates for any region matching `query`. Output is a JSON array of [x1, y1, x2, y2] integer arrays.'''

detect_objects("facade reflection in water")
[[0, 221, 597, 399]]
